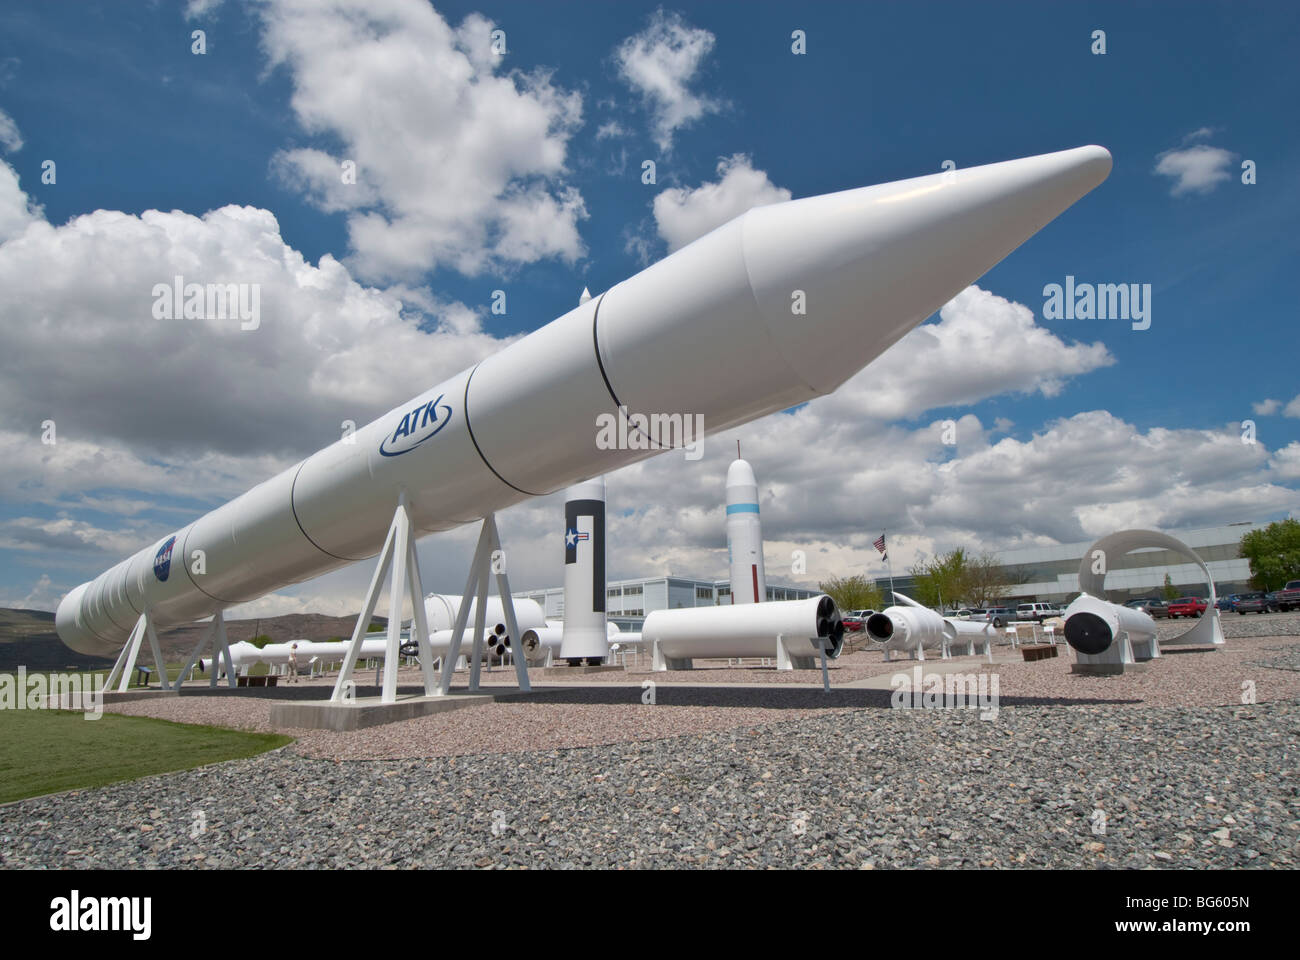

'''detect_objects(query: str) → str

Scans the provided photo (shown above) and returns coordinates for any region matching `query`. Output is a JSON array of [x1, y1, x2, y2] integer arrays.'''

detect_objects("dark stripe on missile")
[[462, 362, 534, 496], [564, 498, 605, 613]]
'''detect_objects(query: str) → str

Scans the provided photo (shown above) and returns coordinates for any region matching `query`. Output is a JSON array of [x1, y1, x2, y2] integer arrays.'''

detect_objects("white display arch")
[[1076, 529, 1225, 647]]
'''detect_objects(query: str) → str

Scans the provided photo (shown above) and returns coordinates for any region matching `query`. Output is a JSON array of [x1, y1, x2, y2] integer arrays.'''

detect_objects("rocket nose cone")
[[726, 458, 757, 489], [743, 144, 1114, 394]]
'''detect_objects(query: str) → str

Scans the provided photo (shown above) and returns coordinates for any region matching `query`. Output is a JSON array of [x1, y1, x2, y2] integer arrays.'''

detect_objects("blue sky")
[[0, 0, 1296, 615]]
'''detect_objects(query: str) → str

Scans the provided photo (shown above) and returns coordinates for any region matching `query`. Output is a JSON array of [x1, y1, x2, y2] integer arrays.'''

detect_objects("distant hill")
[[0, 607, 384, 671]]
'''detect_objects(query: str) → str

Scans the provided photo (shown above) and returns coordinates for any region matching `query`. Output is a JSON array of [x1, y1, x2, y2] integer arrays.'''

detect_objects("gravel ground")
[[2, 698, 1295, 869]]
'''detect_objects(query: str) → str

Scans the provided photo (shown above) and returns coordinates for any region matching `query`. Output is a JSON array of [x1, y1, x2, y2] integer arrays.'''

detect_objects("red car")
[[1167, 597, 1207, 619]]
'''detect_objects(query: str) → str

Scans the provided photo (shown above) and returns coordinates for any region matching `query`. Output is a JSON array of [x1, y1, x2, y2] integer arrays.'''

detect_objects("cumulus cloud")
[[1253, 398, 1281, 416], [817, 286, 1114, 423], [1154, 139, 1236, 196], [653, 154, 791, 252], [1284, 395, 1300, 418], [259, 0, 586, 280], [0, 107, 21, 152], [0, 166, 502, 463], [614, 9, 722, 152], [0, 160, 40, 242]]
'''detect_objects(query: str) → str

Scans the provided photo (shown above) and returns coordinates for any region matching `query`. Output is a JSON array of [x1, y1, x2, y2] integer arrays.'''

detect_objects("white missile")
[[199, 628, 513, 675], [643, 595, 844, 671], [726, 457, 766, 604], [1062, 593, 1159, 667], [560, 478, 607, 664], [55, 146, 1113, 658], [865, 593, 994, 660]]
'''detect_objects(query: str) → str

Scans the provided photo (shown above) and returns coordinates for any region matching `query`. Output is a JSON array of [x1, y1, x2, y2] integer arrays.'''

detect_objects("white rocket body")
[[726, 458, 766, 604], [642, 595, 844, 666], [866, 594, 950, 656], [55, 146, 1113, 658], [1062, 593, 1158, 659], [560, 477, 608, 663]]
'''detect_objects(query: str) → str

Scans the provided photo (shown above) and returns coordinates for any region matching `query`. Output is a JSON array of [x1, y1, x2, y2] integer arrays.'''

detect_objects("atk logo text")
[[379, 395, 453, 457]]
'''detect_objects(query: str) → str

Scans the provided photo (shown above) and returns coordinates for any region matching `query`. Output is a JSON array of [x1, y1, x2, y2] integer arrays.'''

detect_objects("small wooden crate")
[[1021, 644, 1058, 662]]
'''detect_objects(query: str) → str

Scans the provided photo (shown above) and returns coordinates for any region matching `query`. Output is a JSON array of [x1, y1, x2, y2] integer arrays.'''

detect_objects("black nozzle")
[[1064, 612, 1113, 654]]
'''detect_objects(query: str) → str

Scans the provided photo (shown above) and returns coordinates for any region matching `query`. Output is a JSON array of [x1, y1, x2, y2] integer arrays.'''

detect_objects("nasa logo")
[[153, 536, 176, 582], [379, 395, 453, 457]]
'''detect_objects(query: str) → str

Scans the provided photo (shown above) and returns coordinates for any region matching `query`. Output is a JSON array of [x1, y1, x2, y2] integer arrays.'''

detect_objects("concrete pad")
[[541, 664, 624, 678], [270, 690, 513, 732]]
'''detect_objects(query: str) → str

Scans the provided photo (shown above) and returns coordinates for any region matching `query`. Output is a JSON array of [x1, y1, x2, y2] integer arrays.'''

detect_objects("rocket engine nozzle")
[[866, 612, 895, 642], [1063, 610, 1113, 655]]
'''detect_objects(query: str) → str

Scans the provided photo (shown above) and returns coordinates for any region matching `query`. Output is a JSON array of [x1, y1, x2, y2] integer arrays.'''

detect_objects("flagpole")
[[883, 529, 896, 605]]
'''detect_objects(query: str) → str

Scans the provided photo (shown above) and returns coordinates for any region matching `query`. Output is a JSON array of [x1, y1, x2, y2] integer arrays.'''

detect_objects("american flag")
[[873, 534, 887, 555]]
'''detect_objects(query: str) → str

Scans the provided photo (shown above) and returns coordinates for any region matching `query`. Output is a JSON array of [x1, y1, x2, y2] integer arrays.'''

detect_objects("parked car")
[[1015, 602, 1061, 622], [954, 608, 987, 621], [1274, 580, 1300, 612], [1232, 592, 1275, 615], [1167, 596, 1207, 618], [983, 607, 1015, 628], [1215, 595, 1239, 611], [1123, 598, 1169, 619]]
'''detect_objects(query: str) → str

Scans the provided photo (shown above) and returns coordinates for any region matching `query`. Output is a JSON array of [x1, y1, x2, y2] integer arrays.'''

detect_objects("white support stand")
[[776, 635, 818, 671], [331, 491, 437, 705], [177, 610, 237, 689], [105, 610, 171, 692], [651, 638, 691, 672], [436, 514, 531, 697], [817, 638, 830, 693]]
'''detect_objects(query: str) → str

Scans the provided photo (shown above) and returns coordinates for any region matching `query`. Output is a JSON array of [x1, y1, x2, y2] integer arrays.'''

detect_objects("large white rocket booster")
[[643, 595, 844, 671], [726, 457, 766, 604], [55, 146, 1113, 658]]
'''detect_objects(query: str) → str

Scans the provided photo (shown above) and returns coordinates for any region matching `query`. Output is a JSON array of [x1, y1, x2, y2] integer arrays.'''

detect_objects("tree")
[[964, 551, 1014, 607], [249, 634, 273, 648], [818, 574, 884, 613], [1162, 572, 1178, 600], [1240, 519, 1300, 592], [909, 549, 970, 611]]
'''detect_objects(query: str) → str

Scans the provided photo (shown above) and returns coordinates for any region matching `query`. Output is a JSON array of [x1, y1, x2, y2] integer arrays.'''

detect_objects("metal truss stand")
[[177, 610, 237, 688], [331, 491, 437, 705], [437, 513, 531, 696], [105, 609, 170, 693]]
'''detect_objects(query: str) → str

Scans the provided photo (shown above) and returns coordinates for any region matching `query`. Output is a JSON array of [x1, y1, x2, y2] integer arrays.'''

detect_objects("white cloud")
[[596, 121, 626, 140], [1284, 395, 1300, 418], [259, 0, 586, 280], [0, 165, 503, 464], [1252, 398, 1281, 416], [0, 160, 40, 242], [817, 286, 1114, 424], [1154, 142, 1235, 196], [0, 107, 21, 152], [1271, 443, 1300, 480], [614, 9, 722, 152], [652, 153, 791, 252]]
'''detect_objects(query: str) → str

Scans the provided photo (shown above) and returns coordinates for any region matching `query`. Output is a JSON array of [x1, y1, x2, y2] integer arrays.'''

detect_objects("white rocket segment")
[[726, 457, 766, 604], [56, 147, 1111, 658], [643, 595, 845, 663], [1062, 593, 1157, 656]]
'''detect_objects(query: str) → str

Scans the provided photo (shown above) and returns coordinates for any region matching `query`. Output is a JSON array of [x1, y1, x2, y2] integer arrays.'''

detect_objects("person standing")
[[287, 642, 299, 683]]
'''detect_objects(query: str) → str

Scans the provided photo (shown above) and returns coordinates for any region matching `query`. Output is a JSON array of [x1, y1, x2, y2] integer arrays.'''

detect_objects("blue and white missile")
[[726, 456, 766, 604], [55, 146, 1113, 657]]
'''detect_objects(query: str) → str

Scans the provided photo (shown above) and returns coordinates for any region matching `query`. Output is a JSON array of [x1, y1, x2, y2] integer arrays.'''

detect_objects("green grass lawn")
[[0, 708, 293, 804]]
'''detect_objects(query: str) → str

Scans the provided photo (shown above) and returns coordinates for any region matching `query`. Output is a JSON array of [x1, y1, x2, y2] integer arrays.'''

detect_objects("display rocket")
[[56, 146, 1113, 657]]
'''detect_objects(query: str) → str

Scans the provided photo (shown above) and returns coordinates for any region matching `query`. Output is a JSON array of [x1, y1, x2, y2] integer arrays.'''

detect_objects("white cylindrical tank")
[[643, 595, 844, 662], [866, 598, 949, 657], [423, 594, 546, 634], [560, 478, 608, 664], [1062, 593, 1157, 655], [726, 458, 766, 604], [55, 146, 1113, 658]]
